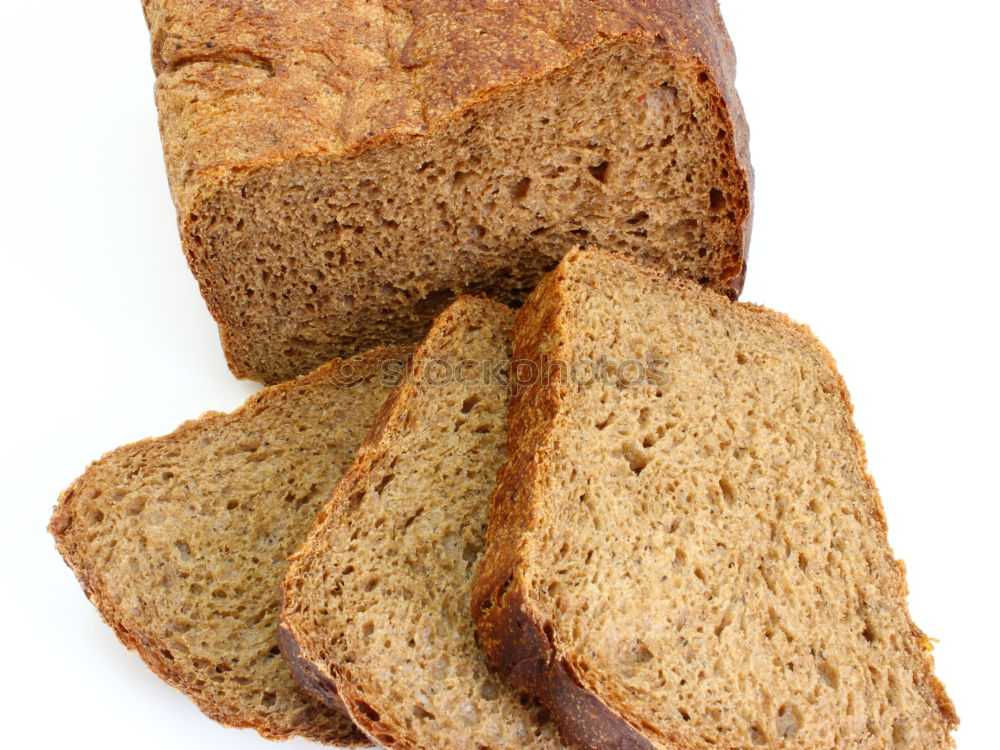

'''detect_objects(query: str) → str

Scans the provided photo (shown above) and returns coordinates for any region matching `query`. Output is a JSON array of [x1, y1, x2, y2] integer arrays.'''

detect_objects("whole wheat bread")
[[472, 248, 957, 749], [143, 0, 752, 383], [280, 297, 565, 748], [49, 347, 410, 744]]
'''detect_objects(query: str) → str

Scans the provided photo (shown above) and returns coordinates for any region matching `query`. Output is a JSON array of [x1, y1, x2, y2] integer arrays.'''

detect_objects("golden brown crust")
[[146, 0, 749, 199], [48, 348, 409, 745], [471, 249, 957, 749]]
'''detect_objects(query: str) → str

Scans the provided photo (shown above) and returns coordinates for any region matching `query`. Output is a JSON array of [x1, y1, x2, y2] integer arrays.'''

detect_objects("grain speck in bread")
[[280, 297, 565, 748], [49, 348, 410, 744], [143, 0, 752, 383], [472, 248, 958, 749]]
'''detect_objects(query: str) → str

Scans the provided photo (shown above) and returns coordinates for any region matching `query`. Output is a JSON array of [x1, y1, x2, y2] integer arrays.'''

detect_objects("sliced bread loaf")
[[472, 248, 957, 749], [144, 0, 751, 383], [49, 347, 410, 744], [280, 297, 565, 748]]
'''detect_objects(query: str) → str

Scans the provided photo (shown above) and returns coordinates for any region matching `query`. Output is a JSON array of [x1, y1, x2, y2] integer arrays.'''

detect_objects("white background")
[[1, 2, 995, 748]]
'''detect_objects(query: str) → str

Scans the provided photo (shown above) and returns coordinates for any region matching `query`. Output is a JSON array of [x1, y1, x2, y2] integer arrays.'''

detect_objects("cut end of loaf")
[[154, 7, 750, 383]]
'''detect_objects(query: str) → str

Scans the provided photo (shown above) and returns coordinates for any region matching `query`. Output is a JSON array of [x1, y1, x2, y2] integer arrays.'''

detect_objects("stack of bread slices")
[[52, 2, 956, 748], [52, 249, 956, 749]]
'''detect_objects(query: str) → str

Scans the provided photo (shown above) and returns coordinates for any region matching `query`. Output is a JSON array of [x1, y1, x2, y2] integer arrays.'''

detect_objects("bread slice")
[[49, 347, 411, 744], [472, 248, 958, 749], [144, 0, 752, 383], [280, 297, 565, 748]]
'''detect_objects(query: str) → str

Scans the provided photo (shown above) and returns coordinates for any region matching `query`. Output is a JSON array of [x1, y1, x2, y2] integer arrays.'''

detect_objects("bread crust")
[[48, 348, 409, 745], [279, 296, 521, 747], [471, 249, 958, 749], [144, 0, 752, 382], [471, 255, 665, 749], [145, 0, 750, 205]]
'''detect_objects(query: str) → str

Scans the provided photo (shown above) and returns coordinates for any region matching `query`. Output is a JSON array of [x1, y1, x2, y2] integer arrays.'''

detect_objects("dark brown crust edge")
[[278, 594, 410, 750], [46, 348, 411, 746], [277, 623, 353, 717], [477, 587, 658, 750], [472, 248, 958, 749]]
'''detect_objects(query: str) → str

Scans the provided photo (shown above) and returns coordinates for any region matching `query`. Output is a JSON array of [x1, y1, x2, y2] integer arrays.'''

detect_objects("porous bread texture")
[[144, 0, 752, 383], [473, 249, 958, 750], [49, 347, 410, 744], [280, 297, 565, 749]]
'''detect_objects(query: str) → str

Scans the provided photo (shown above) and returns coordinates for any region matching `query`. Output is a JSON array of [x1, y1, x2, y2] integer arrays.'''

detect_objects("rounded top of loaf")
[[145, 0, 748, 197]]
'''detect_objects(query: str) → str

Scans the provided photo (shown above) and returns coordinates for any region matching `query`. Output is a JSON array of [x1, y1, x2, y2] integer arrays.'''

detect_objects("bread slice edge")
[[278, 296, 516, 744], [48, 347, 409, 745], [471, 248, 958, 750]]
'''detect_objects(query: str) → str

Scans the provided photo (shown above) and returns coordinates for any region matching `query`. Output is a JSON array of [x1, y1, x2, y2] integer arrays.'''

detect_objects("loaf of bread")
[[49, 348, 411, 744], [472, 249, 957, 749], [143, 0, 751, 383], [281, 297, 566, 748]]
